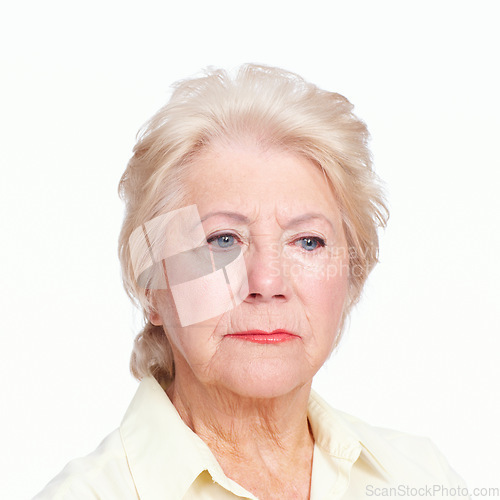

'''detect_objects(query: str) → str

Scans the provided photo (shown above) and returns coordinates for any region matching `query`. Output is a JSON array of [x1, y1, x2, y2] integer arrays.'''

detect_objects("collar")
[[308, 390, 394, 481], [120, 377, 393, 500], [120, 377, 255, 500]]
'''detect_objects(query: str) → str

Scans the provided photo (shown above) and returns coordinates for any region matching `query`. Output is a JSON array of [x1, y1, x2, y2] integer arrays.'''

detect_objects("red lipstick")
[[225, 329, 299, 344]]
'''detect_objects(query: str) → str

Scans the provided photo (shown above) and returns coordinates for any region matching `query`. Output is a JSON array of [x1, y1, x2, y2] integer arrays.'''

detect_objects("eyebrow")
[[200, 211, 335, 231], [200, 211, 251, 224], [282, 213, 335, 229]]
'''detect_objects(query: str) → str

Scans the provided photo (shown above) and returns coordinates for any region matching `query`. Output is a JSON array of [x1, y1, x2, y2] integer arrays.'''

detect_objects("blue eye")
[[208, 234, 236, 249], [295, 237, 325, 251]]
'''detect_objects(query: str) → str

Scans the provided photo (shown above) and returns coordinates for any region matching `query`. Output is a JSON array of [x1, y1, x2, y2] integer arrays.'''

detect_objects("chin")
[[219, 359, 312, 400]]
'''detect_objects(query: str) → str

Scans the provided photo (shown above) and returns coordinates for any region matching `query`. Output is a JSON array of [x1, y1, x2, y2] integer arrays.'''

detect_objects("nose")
[[243, 242, 290, 303]]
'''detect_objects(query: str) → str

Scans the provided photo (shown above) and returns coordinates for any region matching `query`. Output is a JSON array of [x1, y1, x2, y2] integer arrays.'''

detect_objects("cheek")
[[155, 291, 224, 365], [156, 247, 248, 328], [288, 257, 349, 369], [289, 255, 349, 322], [169, 324, 218, 366]]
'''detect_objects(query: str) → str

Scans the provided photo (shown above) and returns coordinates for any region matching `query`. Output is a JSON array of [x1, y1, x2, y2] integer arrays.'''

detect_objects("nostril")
[[247, 292, 286, 301]]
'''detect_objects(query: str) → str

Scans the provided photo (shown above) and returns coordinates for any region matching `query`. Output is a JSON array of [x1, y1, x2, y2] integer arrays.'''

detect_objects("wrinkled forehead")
[[181, 141, 343, 225]]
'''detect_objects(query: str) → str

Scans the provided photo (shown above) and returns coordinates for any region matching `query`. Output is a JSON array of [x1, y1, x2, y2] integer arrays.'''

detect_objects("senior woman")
[[35, 64, 467, 499]]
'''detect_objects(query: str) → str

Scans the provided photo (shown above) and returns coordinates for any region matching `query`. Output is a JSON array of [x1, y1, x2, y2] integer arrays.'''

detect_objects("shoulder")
[[309, 391, 467, 487], [33, 429, 137, 500], [352, 415, 464, 484]]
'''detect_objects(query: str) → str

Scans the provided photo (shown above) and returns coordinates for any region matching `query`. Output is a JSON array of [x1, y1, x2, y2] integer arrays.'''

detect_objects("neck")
[[166, 364, 314, 495]]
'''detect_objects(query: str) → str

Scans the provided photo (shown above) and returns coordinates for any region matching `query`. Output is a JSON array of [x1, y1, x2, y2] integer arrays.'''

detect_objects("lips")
[[225, 329, 299, 344]]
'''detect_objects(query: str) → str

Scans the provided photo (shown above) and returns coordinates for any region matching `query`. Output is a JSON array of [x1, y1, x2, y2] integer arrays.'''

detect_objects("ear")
[[146, 290, 163, 326], [149, 310, 163, 326]]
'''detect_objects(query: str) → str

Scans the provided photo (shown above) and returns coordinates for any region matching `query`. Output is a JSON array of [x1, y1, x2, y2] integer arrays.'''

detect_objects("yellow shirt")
[[34, 377, 468, 499]]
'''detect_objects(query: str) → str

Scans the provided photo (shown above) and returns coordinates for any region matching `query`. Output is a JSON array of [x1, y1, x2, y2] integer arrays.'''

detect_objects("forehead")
[[184, 144, 342, 224]]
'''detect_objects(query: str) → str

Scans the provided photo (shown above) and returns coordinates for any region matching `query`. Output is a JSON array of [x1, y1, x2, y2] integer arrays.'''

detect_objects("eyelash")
[[293, 236, 326, 252], [206, 232, 241, 249], [206, 232, 326, 251]]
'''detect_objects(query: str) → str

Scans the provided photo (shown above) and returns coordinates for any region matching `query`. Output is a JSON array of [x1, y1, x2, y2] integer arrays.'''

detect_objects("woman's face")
[[151, 142, 350, 398]]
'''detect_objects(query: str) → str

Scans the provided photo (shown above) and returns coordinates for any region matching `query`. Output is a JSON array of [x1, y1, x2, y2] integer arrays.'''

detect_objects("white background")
[[1, 1, 499, 498]]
